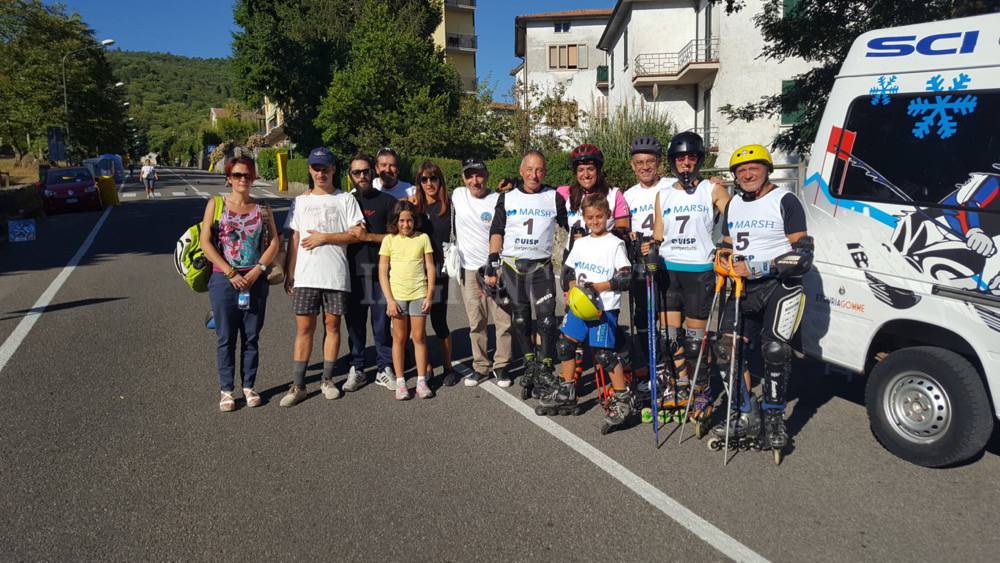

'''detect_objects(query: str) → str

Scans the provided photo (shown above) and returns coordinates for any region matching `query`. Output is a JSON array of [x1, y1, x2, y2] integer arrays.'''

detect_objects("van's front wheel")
[[865, 346, 993, 467]]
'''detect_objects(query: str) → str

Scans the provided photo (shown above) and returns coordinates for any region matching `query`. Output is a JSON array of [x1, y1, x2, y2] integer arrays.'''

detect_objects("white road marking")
[[172, 191, 185, 196], [121, 193, 136, 199], [482, 383, 769, 563], [0, 182, 121, 375], [162, 168, 211, 198]]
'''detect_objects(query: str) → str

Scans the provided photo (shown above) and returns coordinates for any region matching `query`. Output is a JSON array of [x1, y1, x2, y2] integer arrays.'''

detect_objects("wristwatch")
[[257, 263, 268, 273]]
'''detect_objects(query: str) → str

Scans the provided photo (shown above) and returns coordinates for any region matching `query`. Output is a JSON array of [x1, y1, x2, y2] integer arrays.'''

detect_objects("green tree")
[[717, 0, 998, 155], [0, 1, 127, 161], [231, 0, 442, 153], [314, 1, 460, 157]]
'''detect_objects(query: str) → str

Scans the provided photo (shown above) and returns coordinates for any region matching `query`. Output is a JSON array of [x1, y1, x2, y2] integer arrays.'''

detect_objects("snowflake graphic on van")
[[907, 73, 977, 139], [869, 75, 898, 106]]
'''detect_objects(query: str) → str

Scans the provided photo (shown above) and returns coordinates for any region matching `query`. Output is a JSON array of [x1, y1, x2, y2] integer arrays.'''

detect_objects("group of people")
[[199, 135, 813, 452]]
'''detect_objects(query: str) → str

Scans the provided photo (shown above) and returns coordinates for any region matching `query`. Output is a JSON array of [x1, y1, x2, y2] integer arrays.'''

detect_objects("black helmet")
[[569, 144, 604, 169], [667, 131, 706, 168], [630, 136, 663, 157], [477, 266, 512, 313]]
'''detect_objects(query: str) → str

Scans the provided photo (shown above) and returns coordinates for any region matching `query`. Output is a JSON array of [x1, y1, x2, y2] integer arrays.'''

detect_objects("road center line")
[[0, 187, 117, 375], [482, 383, 769, 563]]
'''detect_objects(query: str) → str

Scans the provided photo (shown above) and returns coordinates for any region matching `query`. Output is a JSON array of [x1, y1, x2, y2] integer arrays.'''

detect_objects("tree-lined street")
[[1, 169, 999, 560]]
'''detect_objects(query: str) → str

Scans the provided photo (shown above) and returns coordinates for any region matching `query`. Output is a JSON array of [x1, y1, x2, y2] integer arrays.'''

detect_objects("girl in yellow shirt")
[[379, 201, 436, 400]]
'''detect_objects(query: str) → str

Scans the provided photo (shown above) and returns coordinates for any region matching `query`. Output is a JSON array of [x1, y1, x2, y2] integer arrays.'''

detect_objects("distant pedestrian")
[[379, 200, 436, 400], [411, 161, 456, 385], [140, 159, 158, 199], [199, 156, 279, 412], [343, 153, 398, 393], [280, 148, 365, 408], [452, 158, 513, 386], [372, 147, 415, 200]]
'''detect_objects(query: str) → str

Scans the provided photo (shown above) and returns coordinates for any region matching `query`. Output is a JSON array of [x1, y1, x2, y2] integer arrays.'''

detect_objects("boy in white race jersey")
[[486, 150, 568, 395], [711, 144, 812, 461], [539, 194, 633, 431], [623, 136, 675, 380], [652, 131, 730, 423]]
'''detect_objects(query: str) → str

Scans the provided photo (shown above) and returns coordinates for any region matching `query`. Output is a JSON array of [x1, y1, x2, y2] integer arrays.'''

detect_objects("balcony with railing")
[[444, 0, 476, 10], [689, 126, 720, 151], [596, 65, 608, 88], [446, 33, 478, 52], [633, 37, 720, 86]]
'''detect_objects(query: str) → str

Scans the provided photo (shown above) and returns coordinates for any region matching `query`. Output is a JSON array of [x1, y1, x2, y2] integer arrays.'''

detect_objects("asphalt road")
[[1, 168, 999, 562]]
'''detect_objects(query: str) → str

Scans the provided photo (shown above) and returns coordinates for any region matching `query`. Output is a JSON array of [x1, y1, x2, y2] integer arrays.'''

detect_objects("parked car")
[[799, 12, 999, 467], [38, 167, 103, 214]]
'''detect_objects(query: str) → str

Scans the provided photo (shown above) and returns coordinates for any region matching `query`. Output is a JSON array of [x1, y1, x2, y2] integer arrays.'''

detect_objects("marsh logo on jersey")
[[480, 211, 492, 223], [574, 260, 613, 278], [728, 219, 780, 230], [507, 208, 555, 218], [665, 203, 710, 216], [630, 203, 655, 216]]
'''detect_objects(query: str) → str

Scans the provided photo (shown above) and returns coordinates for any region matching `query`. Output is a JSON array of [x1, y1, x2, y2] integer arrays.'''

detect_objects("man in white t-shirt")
[[452, 158, 513, 386], [140, 160, 158, 199], [372, 147, 415, 200], [280, 147, 365, 407]]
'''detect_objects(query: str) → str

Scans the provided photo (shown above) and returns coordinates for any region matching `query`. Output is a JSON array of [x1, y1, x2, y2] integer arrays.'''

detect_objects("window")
[[623, 30, 629, 70], [780, 80, 804, 125], [829, 89, 1000, 212], [547, 44, 588, 69], [554, 21, 570, 33]]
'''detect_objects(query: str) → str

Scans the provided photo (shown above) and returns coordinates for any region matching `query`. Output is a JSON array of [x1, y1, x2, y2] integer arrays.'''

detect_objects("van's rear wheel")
[[865, 346, 993, 467]]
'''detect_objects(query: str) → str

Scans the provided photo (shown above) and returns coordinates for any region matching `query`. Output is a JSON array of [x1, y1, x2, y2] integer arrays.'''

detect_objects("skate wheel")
[[707, 437, 723, 451], [658, 411, 669, 424], [640, 408, 652, 423], [600, 422, 612, 435], [520, 386, 531, 400], [533, 405, 547, 416]]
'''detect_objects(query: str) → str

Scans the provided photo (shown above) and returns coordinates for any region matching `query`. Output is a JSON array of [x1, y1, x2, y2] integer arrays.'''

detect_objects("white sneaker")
[[375, 367, 397, 390], [342, 366, 365, 392], [320, 378, 342, 400]]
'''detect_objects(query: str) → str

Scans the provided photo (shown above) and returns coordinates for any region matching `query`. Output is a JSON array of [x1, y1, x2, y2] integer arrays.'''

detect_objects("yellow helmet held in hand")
[[567, 285, 602, 321], [729, 144, 774, 173]]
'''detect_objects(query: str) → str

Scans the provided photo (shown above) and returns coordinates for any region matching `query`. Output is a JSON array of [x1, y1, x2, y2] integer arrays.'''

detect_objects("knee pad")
[[556, 336, 577, 362], [762, 339, 791, 366], [594, 348, 619, 371], [537, 314, 559, 337], [715, 333, 734, 365], [511, 311, 531, 334], [684, 329, 705, 364]]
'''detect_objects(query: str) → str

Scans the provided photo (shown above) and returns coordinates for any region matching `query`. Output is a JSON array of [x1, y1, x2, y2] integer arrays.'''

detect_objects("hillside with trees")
[[107, 50, 233, 162]]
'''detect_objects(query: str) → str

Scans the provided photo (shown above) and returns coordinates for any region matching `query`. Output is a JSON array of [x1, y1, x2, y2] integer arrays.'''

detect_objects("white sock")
[[396, 377, 405, 386], [417, 375, 426, 382]]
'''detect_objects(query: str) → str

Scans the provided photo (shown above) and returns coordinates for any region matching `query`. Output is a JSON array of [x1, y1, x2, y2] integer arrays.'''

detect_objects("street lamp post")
[[61, 38, 114, 161]]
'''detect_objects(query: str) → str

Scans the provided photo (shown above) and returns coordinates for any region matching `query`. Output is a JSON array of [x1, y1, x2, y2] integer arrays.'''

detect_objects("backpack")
[[174, 195, 224, 292]]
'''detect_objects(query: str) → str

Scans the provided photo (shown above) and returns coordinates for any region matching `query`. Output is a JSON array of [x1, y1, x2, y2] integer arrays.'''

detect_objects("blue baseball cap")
[[307, 147, 337, 167]]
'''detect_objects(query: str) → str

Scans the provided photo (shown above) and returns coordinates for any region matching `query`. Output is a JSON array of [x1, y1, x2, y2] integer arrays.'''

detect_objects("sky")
[[54, 0, 615, 101]]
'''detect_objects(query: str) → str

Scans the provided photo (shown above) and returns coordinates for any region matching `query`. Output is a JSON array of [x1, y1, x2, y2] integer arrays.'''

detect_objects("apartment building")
[[433, 0, 478, 93], [598, 0, 815, 161], [513, 9, 613, 120]]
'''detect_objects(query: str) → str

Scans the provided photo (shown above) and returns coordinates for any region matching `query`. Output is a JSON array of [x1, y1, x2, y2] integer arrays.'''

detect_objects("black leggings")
[[429, 275, 451, 337], [500, 260, 558, 361]]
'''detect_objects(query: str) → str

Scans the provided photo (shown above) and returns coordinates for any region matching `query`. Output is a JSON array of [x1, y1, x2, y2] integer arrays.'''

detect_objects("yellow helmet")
[[729, 144, 774, 173], [567, 285, 602, 321]]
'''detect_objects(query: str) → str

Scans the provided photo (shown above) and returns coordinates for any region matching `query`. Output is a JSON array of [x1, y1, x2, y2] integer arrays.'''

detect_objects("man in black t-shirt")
[[343, 153, 400, 392]]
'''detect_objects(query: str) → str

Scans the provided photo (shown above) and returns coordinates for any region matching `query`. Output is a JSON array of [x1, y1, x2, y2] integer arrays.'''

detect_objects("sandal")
[[243, 388, 262, 408], [219, 391, 236, 412]]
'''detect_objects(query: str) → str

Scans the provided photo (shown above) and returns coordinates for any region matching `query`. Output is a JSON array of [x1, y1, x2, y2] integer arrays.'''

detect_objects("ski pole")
[[677, 271, 725, 444], [644, 235, 661, 447], [723, 259, 745, 467]]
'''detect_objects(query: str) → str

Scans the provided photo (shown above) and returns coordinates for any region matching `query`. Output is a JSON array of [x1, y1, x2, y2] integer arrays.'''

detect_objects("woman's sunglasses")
[[229, 172, 253, 180], [419, 176, 439, 184]]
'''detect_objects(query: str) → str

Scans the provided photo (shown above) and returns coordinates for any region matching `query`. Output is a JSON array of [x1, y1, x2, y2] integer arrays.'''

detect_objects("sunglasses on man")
[[350, 168, 373, 177]]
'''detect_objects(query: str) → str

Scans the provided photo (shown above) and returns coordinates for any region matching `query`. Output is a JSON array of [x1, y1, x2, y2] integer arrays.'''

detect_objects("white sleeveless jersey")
[[564, 233, 631, 311], [725, 187, 794, 264], [565, 187, 621, 249], [658, 179, 716, 270], [452, 187, 499, 270], [502, 188, 558, 260], [625, 177, 675, 236]]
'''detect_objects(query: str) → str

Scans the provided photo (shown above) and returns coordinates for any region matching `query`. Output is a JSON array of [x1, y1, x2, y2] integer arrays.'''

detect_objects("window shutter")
[[579, 45, 588, 69]]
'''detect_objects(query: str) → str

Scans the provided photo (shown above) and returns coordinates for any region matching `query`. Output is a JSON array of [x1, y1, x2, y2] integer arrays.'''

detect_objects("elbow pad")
[[609, 269, 632, 292], [561, 266, 576, 292], [773, 247, 813, 279]]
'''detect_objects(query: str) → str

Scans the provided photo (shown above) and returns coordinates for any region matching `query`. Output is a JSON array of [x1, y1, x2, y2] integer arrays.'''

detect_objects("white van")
[[799, 12, 1000, 467]]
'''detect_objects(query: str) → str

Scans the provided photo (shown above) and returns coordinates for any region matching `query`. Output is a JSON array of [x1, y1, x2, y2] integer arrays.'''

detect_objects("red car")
[[38, 167, 103, 214]]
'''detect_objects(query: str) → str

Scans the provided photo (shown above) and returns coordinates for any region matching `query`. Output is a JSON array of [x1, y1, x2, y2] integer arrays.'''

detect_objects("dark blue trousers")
[[345, 272, 392, 372], [208, 272, 269, 391]]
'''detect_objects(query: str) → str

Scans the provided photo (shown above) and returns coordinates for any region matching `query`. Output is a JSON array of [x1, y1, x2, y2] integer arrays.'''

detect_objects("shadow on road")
[[0, 296, 127, 321]]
